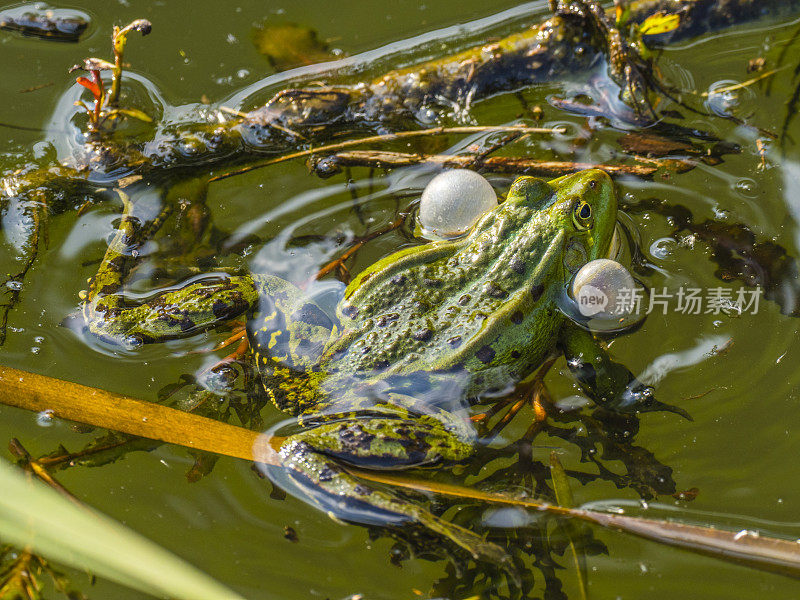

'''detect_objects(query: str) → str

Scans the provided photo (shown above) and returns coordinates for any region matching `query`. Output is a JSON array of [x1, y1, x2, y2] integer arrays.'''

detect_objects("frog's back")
[[322, 196, 567, 393]]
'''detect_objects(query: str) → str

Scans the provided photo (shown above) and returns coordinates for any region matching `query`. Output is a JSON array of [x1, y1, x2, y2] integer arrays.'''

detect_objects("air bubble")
[[650, 237, 677, 261], [36, 410, 55, 427], [558, 259, 647, 332], [705, 80, 755, 118], [418, 170, 497, 238], [734, 178, 758, 198]]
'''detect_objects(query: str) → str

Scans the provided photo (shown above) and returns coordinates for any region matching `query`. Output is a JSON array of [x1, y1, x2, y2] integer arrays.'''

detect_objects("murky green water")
[[2, 1, 800, 598]]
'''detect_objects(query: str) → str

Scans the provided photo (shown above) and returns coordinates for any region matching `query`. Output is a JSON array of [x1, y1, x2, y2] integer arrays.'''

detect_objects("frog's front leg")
[[263, 410, 511, 567], [558, 324, 691, 419]]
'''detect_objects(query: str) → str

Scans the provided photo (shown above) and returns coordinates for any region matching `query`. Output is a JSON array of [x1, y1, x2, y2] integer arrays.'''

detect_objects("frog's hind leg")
[[262, 414, 512, 569], [81, 184, 263, 345], [247, 275, 339, 413]]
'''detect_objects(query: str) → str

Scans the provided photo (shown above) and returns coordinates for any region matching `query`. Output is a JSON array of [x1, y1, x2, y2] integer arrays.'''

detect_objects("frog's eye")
[[573, 200, 593, 230]]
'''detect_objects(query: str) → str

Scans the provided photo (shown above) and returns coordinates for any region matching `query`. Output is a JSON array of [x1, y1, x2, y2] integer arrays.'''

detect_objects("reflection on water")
[[2, 1, 800, 598], [639, 335, 729, 387]]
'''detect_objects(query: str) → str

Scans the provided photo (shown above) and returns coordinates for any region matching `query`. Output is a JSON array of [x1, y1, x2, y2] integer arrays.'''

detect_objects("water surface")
[[1, 1, 800, 598]]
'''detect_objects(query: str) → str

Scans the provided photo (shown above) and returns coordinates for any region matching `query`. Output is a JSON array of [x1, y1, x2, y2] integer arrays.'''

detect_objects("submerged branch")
[[9, 0, 797, 182], [0, 365, 262, 462]]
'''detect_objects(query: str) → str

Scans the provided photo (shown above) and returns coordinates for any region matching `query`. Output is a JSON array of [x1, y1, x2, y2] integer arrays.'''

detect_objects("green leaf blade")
[[0, 458, 247, 600]]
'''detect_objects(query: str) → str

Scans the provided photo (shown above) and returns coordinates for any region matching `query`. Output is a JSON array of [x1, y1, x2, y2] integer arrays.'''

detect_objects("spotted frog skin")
[[81, 169, 661, 566]]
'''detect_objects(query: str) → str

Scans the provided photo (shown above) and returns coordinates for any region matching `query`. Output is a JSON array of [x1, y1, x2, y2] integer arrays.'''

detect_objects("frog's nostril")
[[589, 180, 597, 189]]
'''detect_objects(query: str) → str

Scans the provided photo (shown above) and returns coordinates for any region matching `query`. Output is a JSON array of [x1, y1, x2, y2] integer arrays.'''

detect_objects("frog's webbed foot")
[[551, 0, 658, 124], [615, 383, 693, 421], [261, 415, 516, 575], [559, 324, 692, 420]]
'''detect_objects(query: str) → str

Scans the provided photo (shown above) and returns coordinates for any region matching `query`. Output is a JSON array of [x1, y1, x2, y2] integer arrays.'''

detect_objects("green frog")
[[80, 169, 673, 566]]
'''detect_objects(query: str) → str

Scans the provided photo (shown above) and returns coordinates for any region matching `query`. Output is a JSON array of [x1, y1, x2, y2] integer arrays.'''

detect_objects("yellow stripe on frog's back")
[[343, 241, 459, 303]]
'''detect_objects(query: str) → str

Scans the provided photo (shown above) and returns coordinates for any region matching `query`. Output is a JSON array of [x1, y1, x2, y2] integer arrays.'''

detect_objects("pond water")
[[2, 1, 800, 598]]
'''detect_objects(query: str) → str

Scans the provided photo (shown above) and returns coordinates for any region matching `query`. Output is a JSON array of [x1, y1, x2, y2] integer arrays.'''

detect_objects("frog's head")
[[499, 169, 618, 276]]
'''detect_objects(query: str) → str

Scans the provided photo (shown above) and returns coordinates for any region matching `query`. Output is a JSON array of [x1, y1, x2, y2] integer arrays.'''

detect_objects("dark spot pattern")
[[341, 304, 358, 318], [510, 350, 521, 359], [413, 328, 433, 342], [211, 299, 231, 318], [510, 310, 524, 325], [475, 345, 496, 364], [338, 424, 376, 452], [510, 256, 526, 274], [376, 313, 399, 327], [291, 303, 333, 329], [484, 282, 507, 299], [530, 284, 544, 302], [385, 427, 433, 463], [318, 466, 337, 482], [98, 283, 120, 296]]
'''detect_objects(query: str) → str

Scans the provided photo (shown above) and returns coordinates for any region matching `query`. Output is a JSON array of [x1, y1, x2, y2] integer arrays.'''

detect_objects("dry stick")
[[0, 194, 46, 345], [2, 364, 800, 579], [0, 365, 269, 462], [314, 150, 659, 179], [699, 67, 788, 97], [315, 216, 405, 282], [8, 438, 81, 502], [207, 125, 565, 183]]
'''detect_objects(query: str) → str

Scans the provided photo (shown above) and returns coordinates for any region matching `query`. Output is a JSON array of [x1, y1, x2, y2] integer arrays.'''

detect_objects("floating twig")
[[309, 149, 660, 179], [700, 67, 787, 97], [314, 216, 405, 283], [219, 105, 305, 140], [208, 125, 566, 182]]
